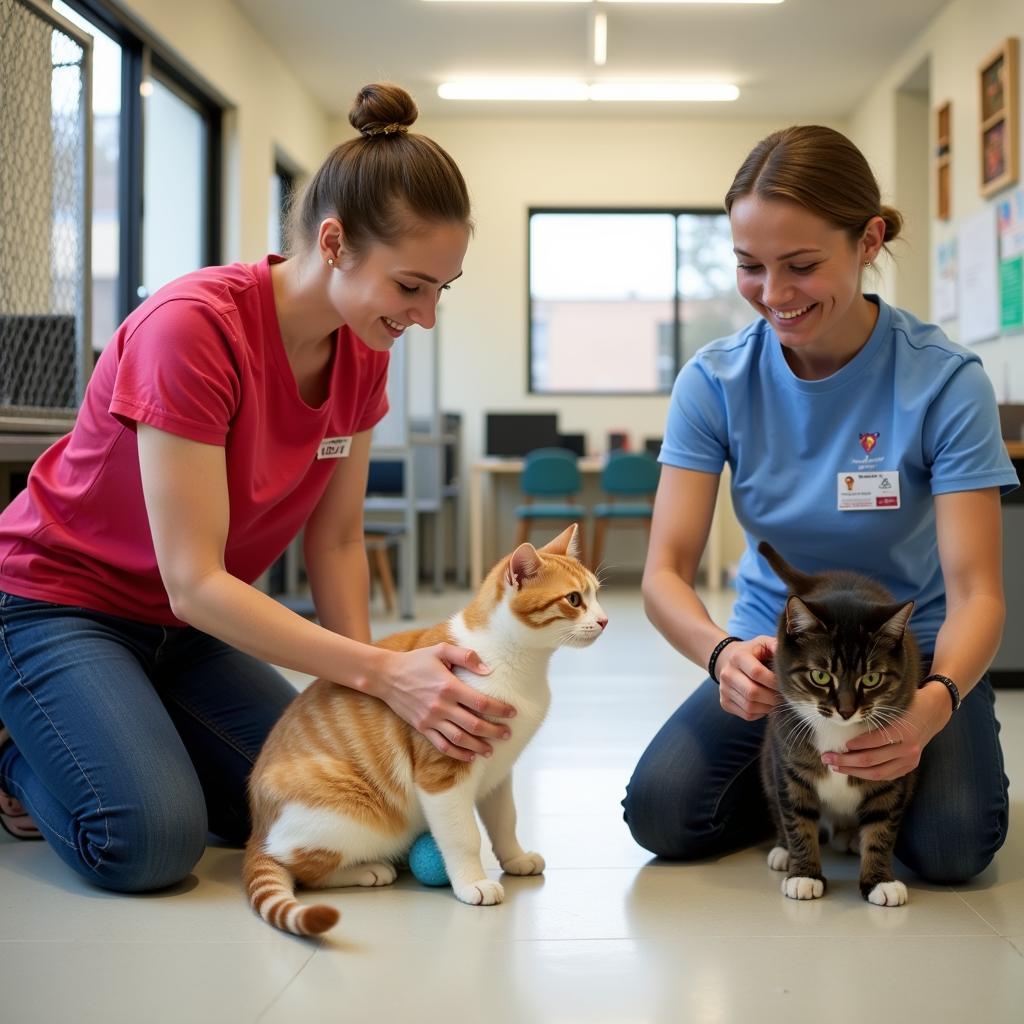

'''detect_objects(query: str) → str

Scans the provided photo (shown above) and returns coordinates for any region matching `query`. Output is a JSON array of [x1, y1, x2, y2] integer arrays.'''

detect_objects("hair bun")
[[879, 204, 903, 244], [349, 83, 418, 137]]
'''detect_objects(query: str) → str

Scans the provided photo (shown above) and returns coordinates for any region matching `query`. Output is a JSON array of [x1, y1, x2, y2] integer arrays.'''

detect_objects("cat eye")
[[859, 672, 882, 688], [565, 591, 582, 607], [809, 669, 833, 687]]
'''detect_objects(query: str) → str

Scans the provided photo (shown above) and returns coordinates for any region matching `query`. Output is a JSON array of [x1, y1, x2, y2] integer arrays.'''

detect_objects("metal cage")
[[0, 0, 92, 431]]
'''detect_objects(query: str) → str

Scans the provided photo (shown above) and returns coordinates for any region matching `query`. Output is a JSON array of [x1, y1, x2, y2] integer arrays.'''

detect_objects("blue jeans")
[[0, 592, 297, 892], [622, 674, 1009, 884]]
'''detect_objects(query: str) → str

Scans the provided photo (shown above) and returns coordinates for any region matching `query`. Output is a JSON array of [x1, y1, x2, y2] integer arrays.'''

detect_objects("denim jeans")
[[0, 592, 297, 892], [622, 674, 1009, 884]]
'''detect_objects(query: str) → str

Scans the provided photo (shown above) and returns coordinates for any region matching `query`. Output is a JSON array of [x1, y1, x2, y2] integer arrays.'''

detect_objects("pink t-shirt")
[[0, 256, 389, 625]]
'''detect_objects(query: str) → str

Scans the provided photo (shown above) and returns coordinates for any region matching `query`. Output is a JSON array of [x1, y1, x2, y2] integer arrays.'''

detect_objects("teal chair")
[[590, 452, 660, 568], [515, 449, 588, 562]]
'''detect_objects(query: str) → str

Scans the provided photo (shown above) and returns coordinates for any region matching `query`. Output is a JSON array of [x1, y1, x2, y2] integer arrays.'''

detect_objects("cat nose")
[[596, 616, 608, 630], [838, 708, 856, 720]]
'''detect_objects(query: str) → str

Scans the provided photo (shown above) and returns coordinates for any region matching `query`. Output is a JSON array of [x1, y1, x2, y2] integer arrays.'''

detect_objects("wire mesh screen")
[[0, 0, 91, 428]]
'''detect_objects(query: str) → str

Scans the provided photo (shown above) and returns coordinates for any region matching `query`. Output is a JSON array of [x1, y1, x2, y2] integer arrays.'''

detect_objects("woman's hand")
[[715, 635, 781, 721], [371, 645, 516, 762], [821, 683, 952, 781]]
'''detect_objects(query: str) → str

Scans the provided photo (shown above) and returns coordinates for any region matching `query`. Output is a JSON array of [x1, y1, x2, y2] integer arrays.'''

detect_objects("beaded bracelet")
[[919, 673, 961, 714], [708, 636, 742, 685]]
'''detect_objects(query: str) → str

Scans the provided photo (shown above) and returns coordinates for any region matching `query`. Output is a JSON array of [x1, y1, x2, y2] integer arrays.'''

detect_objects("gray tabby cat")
[[757, 542, 920, 907]]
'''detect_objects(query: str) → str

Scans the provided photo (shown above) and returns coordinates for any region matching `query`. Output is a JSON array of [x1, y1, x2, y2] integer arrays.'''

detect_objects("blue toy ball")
[[408, 832, 449, 887]]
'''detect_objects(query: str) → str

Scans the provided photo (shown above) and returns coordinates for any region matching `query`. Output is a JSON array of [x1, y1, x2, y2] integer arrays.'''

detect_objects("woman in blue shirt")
[[623, 125, 1017, 883]]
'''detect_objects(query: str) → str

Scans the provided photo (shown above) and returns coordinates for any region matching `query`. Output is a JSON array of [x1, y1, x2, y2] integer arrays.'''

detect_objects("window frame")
[[527, 206, 739, 397], [58, 0, 224, 321]]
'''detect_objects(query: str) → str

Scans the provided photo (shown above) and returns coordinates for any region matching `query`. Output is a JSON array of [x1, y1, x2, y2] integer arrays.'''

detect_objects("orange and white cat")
[[244, 524, 606, 936]]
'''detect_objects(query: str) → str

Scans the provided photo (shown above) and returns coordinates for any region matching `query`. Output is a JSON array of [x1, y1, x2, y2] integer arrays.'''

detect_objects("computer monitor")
[[485, 412, 560, 457], [557, 433, 586, 457]]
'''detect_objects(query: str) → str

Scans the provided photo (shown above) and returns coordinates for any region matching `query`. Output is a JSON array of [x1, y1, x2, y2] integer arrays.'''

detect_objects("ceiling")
[[232, 0, 950, 121]]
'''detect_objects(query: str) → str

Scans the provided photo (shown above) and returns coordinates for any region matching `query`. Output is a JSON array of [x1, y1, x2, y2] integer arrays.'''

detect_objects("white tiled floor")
[[1, 586, 1022, 1023]]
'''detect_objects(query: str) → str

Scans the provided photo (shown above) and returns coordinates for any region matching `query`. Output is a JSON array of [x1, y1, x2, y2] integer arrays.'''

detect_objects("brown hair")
[[286, 83, 471, 260], [724, 126, 902, 249]]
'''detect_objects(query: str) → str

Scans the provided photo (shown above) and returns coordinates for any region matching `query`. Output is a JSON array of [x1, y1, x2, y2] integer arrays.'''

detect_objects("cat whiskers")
[[774, 704, 817, 749], [864, 704, 907, 744]]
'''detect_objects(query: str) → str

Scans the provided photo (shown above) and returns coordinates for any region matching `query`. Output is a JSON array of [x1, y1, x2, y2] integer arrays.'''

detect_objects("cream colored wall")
[[119, 0, 330, 261], [849, 0, 1024, 403], [326, 113, 845, 572]]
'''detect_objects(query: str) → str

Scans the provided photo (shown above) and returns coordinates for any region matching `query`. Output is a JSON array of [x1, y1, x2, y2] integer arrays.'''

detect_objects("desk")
[[469, 455, 726, 589]]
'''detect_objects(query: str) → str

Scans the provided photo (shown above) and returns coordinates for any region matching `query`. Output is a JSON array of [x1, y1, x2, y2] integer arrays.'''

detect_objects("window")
[[528, 209, 751, 394], [53, 1, 222, 347]]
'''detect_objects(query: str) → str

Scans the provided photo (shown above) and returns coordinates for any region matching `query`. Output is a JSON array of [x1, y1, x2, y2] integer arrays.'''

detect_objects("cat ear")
[[505, 543, 543, 590], [538, 523, 580, 560], [785, 596, 825, 636], [875, 601, 915, 643]]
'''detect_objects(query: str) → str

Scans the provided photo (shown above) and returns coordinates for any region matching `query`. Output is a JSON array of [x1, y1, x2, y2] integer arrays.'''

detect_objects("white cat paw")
[[454, 879, 505, 906], [767, 846, 790, 871], [356, 862, 398, 887], [866, 880, 907, 907], [782, 876, 825, 900], [501, 852, 545, 876]]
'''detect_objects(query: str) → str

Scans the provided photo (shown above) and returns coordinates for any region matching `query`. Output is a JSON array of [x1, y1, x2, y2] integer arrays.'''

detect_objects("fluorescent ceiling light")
[[438, 79, 590, 100], [593, 11, 607, 65], [422, 1, 782, 5], [438, 79, 738, 101], [590, 81, 738, 101]]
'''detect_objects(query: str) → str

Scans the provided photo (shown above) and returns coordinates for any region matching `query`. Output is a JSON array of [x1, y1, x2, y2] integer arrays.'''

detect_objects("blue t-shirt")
[[661, 296, 1019, 652]]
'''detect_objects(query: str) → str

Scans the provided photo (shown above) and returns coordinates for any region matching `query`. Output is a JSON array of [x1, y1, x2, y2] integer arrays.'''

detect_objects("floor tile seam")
[[253, 940, 322, 1024], [950, 888, 1010, 936]]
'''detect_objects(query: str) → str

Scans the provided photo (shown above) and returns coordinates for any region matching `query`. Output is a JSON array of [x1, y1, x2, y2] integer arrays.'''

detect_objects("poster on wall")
[[933, 239, 958, 322], [997, 188, 1024, 331], [957, 204, 1000, 344]]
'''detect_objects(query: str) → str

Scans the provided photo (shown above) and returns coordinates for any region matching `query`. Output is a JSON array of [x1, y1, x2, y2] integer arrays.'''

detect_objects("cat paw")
[[355, 862, 398, 887], [766, 846, 790, 871], [501, 852, 545, 876], [865, 880, 907, 907], [782, 875, 825, 900], [454, 878, 505, 906]]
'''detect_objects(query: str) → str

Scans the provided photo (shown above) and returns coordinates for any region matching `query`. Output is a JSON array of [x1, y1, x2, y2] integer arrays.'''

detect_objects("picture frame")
[[935, 101, 951, 220], [979, 37, 1019, 197]]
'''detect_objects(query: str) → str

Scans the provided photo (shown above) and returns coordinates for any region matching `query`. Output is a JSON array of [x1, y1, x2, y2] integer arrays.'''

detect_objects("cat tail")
[[243, 843, 339, 937], [757, 542, 816, 595]]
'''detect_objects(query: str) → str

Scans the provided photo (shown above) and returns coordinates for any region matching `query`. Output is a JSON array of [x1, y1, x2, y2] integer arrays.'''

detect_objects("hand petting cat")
[[821, 682, 953, 781], [367, 644, 516, 762], [714, 635, 782, 721]]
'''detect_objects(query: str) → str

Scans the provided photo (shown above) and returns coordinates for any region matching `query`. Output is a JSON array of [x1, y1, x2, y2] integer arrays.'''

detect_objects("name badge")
[[317, 436, 352, 460], [837, 471, 901, 511]]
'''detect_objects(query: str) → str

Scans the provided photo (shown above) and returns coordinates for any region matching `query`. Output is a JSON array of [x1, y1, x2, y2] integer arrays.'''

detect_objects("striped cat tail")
[[243, 843, 339, 937]]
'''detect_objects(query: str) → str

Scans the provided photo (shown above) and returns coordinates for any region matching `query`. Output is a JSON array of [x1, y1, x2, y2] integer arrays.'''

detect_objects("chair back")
[[601, 452, 660, 496], [521, 450, 581, 497], [527, 446, 577, 461]]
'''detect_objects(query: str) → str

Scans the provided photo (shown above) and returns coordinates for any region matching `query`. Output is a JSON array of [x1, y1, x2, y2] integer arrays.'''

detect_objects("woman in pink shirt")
[[0, 83, 513, 891]]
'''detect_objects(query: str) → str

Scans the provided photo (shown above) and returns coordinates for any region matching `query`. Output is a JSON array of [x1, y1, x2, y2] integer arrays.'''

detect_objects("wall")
[[325, 113, 833, 571], [848, 0, 1024, 403], [119, 0, 330, 261]]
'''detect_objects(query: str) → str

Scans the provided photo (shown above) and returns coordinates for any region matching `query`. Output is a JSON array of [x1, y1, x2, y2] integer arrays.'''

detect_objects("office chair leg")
[[591, 519, 607, 570], [575, 522, 589, 568], [515, 519, 531, 547], [371, 545, 397, 613]]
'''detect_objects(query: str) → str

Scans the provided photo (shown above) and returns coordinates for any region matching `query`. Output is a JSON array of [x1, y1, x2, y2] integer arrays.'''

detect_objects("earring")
[[863, 261, 872, 268], [326, 257, 335, 267]]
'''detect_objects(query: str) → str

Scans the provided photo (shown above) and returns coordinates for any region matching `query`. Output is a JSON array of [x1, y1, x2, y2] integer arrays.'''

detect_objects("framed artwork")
[[935, 101, 951, 220], [979, 38, 1019, 197]]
